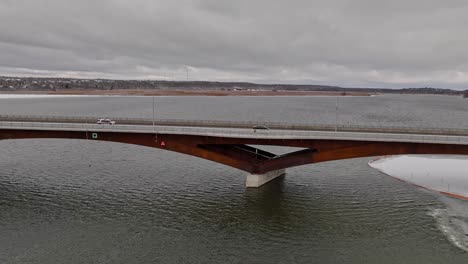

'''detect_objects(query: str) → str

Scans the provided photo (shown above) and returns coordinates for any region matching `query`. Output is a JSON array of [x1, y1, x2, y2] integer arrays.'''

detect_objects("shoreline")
[[0, 89, 371, 97]]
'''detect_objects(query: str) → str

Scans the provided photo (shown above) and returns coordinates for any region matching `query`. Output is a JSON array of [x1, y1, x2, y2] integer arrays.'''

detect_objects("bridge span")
[[2, 118, 468, 187]]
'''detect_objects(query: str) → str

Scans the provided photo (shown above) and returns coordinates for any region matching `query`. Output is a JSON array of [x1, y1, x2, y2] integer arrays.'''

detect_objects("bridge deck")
[[1, 121, 468, 146]]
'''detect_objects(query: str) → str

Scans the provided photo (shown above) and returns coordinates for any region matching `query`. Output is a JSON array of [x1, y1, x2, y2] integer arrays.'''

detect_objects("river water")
[[1, 94, 468, 263]]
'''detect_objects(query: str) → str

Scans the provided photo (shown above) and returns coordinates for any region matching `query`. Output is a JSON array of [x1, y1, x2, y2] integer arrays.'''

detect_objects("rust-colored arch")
[[3, 129, 468, 174]]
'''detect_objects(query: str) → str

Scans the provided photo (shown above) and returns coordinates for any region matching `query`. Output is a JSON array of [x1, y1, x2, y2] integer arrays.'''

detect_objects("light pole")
[[335, 96, 339, 132], [152, 96, 155, 131]]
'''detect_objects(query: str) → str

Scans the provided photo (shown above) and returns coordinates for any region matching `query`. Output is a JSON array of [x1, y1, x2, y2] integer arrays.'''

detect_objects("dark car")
[[252, 125, 269, 130]]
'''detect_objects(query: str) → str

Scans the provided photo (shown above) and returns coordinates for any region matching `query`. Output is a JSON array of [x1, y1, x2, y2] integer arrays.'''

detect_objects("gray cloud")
[[1, 0, 468, 88]]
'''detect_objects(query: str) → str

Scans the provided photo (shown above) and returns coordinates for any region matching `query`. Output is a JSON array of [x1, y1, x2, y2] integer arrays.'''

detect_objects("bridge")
[[2, 116, 468, 187]]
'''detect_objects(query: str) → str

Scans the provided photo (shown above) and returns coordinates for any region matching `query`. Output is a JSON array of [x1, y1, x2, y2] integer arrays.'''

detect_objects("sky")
[[1, 0, 468, 89]]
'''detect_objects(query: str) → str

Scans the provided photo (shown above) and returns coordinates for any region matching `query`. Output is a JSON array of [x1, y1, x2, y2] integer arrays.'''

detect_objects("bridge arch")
[[3, 128, 468, 187]]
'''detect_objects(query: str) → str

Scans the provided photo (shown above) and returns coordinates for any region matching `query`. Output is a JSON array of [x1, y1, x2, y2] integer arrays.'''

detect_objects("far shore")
[[0, 89, 371, 97]]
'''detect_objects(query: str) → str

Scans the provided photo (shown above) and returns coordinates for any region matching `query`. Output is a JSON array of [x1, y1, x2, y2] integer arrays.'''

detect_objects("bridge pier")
[[245, 169, 286, 187]]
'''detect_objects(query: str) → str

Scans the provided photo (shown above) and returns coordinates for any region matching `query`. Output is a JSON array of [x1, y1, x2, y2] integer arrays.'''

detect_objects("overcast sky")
[[1, 0, 468, 89]]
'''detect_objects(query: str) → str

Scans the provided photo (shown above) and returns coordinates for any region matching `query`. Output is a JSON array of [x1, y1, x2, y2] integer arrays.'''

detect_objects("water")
[[1, 94, 468, 263], [1, 94, 468, 129], [369, 155, 468, 253]]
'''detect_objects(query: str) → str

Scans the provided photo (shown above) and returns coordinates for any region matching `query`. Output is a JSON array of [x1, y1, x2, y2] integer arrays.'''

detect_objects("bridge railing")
[[1, 114, 468, 136]]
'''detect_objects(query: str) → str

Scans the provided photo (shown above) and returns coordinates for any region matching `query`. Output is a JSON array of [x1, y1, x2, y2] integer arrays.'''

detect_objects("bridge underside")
[[3, 129, 468, 187]]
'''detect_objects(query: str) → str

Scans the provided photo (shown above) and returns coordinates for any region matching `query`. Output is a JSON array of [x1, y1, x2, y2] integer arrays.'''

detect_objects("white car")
[[97, 118, 116, 125]]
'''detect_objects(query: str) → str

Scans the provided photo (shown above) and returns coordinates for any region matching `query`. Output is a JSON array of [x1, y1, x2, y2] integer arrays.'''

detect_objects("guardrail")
[[1, 114, 468, 136]]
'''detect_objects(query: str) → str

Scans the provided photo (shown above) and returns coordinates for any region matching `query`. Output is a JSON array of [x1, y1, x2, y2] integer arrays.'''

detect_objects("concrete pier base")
[[246, 169, 286, 187]]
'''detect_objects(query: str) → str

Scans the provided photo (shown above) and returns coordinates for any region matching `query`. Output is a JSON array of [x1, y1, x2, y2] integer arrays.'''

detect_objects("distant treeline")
[[0, 76, 466, 95]]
